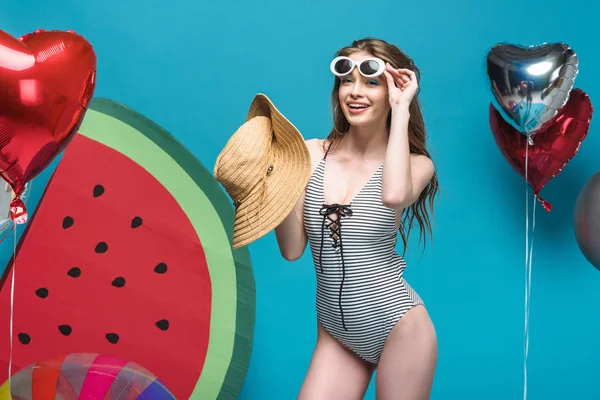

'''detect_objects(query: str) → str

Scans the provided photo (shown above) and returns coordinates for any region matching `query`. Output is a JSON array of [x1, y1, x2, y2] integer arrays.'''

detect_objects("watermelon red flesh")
[[0, 134, 211, 398]]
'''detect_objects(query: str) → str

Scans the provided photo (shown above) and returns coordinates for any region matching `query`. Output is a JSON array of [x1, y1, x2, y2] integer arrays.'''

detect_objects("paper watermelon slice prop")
[[0, 99, 256, 400]]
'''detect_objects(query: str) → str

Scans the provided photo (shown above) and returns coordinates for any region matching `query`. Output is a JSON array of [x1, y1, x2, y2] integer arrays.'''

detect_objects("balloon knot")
[[535, 194, 552, 212], [9, 197, 28, 224]]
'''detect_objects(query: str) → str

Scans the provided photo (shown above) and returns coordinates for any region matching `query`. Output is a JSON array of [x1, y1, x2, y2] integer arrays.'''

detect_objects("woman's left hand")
[[383, 63, 418, 108]]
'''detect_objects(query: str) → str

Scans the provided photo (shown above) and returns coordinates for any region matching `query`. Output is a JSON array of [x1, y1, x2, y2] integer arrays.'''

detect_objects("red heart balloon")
[[0, 29, 96, 199], [489, 88, 593, 212]]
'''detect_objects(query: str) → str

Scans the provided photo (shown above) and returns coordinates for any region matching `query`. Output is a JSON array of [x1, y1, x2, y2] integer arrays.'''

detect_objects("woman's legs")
[[375, 305, 438, 400], [298, 322, 375, 400]]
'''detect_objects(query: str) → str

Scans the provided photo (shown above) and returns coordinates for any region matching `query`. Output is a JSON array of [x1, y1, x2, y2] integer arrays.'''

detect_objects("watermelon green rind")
[[77, 98, 255, 400]]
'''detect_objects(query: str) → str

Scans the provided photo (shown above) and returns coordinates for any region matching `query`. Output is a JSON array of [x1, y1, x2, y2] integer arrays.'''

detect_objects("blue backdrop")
[[2, 0, 599, 398]]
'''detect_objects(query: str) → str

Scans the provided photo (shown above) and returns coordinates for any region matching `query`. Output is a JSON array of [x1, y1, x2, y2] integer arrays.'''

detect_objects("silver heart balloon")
[[486, 43, 578, 140], [574, 172, 600, 272]]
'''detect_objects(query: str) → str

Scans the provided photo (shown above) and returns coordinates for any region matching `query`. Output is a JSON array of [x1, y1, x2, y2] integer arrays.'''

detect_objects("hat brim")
[[231, 94, 311, 249]]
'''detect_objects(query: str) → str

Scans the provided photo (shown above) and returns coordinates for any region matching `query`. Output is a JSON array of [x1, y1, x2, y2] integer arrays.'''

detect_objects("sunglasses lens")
[[333, 58, 353, 75], [360, 60, 381, 76]]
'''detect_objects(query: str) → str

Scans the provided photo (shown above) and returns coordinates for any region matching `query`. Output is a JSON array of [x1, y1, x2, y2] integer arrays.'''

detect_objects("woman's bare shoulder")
[[304, 138, 328, 171]]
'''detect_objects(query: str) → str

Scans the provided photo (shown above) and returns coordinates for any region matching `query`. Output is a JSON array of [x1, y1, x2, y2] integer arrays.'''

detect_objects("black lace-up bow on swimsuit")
[[303, 145, 424, 364]]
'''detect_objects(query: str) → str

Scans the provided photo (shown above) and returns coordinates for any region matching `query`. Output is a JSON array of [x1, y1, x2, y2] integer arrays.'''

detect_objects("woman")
[[275, 37, 439, 400]]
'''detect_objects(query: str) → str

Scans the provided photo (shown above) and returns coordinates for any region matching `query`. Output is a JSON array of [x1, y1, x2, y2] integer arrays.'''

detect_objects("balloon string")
[[523, 137, 536, 400], [7, 181, 30, 397], [524, 141, 529, 400], [8, 223, 16, 394]]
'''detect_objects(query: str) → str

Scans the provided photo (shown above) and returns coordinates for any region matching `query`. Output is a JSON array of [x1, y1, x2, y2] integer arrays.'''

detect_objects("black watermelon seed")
[[112, 277, 126, 288], [93, 184, 105, 197], [35, 288, 48, 298], [155, 319, 169, 331], [106, 333, 119, 344], [67, 267, 81, 278], [154, 263, 167, 274], [62, 216, 74, 229], [95, 242, 108, 253], [131, 216, 143, 228], [58, 325, 72, 336], [18, 333, 31, 345]]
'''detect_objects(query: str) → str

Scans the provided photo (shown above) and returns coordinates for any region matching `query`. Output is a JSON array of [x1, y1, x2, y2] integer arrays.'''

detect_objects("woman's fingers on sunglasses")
[[385, 64, 409, 81], [385, 64, 408, 87], [397, 68, 417, 82]]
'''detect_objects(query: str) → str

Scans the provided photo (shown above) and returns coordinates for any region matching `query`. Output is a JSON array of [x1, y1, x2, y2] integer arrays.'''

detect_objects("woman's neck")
[[339, 122, 389, 160]]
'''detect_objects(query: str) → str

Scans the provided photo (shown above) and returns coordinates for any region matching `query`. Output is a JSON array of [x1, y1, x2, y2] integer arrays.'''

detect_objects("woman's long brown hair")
[[324, 37, 439, 256]]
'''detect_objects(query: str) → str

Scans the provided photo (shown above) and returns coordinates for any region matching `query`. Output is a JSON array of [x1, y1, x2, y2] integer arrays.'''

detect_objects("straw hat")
[[214, 93, 311, 249]]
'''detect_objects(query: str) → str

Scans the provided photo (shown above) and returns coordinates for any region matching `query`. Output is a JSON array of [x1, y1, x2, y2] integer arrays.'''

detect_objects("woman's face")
[[337, 51, 390, 129]]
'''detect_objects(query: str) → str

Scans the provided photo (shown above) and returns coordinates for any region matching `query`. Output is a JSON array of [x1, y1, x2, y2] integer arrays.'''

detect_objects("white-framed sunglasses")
[[330, 56, 386, 78]]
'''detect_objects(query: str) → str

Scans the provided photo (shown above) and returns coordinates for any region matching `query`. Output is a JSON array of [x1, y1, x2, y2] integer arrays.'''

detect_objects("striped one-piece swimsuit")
[[303, 148, 424, 364]]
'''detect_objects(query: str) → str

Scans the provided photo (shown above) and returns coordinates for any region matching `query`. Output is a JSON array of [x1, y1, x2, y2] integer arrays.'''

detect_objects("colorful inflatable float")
[[0, 99, 256, 399], [0, 353, 175, 399]]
